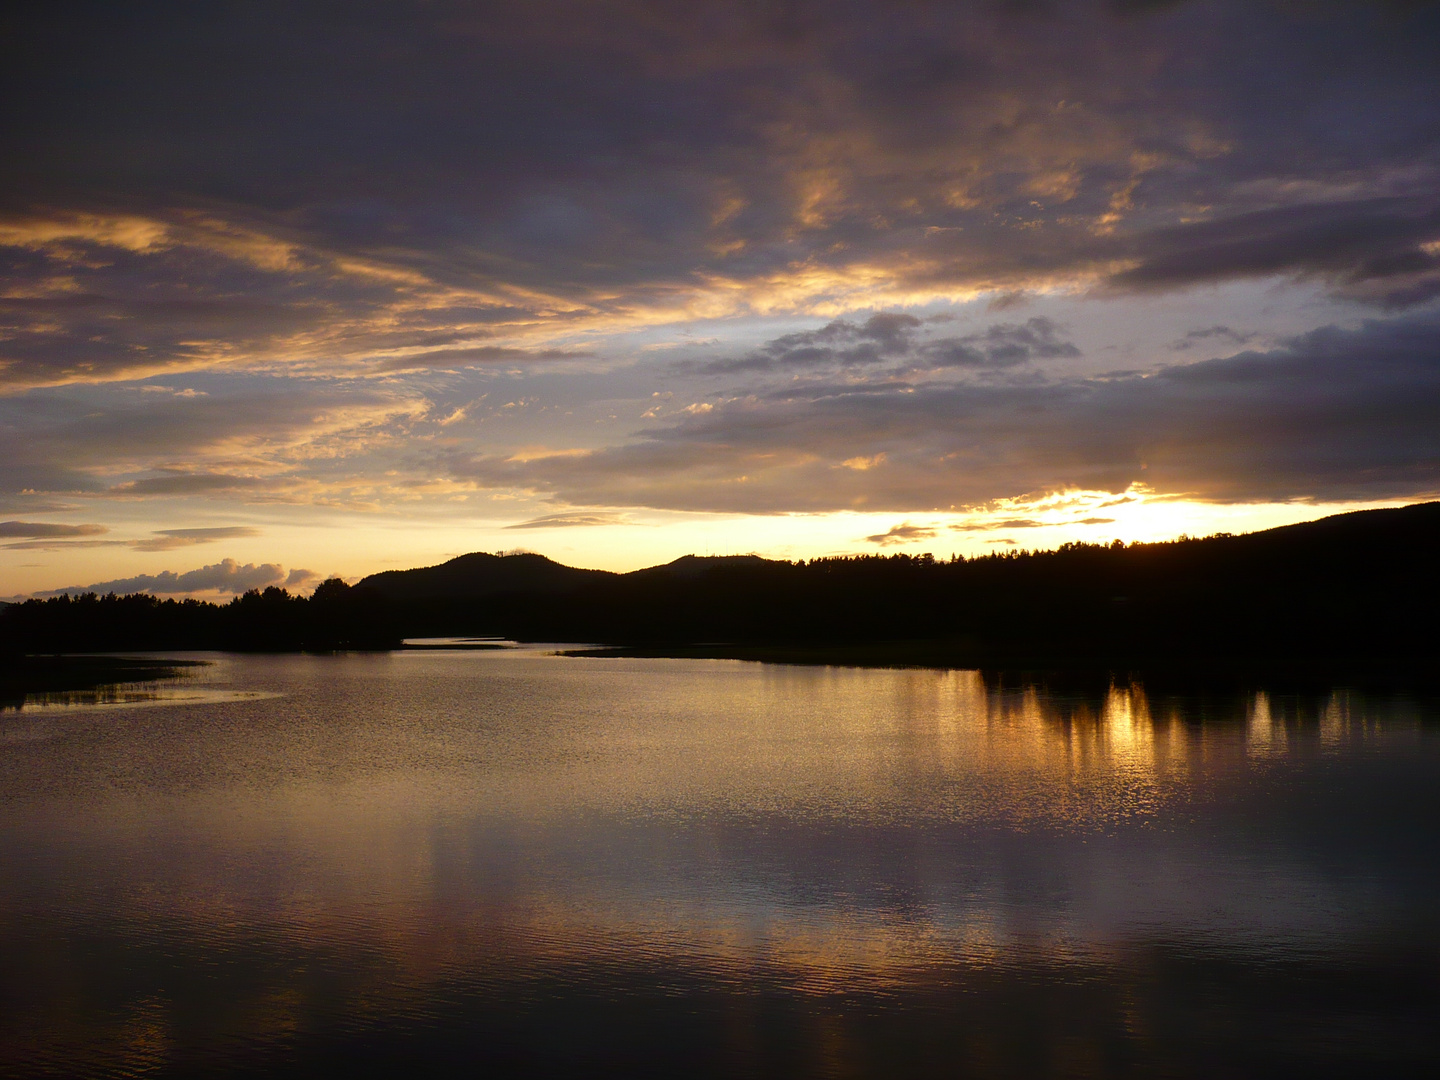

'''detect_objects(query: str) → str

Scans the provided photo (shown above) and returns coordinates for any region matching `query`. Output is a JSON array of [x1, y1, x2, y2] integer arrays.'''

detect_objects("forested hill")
[[357, 551, 613, 600], [353, 551, 774, 600], [3, 502, 1438, 670], [372, 501, 1439, 668]]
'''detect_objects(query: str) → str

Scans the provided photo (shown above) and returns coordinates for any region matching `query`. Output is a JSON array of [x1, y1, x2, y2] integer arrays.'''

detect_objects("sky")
[[2, 0, 1439, 598]]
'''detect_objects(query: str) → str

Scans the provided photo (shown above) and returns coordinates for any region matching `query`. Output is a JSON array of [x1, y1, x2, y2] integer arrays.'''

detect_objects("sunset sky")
[[3, 0, 1439, 598]]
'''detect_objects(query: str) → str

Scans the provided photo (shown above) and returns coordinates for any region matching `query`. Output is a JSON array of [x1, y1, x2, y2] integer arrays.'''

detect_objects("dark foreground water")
[[1, 648, 1438, 1077]]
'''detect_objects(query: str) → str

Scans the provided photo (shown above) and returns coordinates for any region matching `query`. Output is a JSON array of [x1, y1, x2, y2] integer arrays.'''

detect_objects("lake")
[[2, 647, 1437, 1077]]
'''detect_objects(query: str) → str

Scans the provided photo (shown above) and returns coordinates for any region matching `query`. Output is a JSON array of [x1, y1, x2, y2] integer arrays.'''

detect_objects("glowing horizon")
[[6, 492, 1419, 602]]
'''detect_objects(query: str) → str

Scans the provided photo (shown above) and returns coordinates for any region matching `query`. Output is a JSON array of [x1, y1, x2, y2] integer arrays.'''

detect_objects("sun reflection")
[[1247, 691, 1283, 756], [1243, 689, 1391, 760], [1320, 692, 1348, 751]]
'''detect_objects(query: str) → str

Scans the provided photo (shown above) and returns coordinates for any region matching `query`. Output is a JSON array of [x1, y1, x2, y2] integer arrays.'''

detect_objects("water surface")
[[2, 648, 1437, 1076]]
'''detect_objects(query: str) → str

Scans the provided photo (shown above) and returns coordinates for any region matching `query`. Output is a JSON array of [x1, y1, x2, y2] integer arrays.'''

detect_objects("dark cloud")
[[1172, 326, 1254, 351], [0, 521, 106, 538], [1, 0, 1438, 561], [951, 515, 1110, 532], [0, 286, 321, 387], [505, 512, 630, 529], [155, 526, 259, 540], [0, 520, 112, 551], [0, 376, 425, 500], [1107, 196, 1440, 306], [986, 291, 1034, 312], [704, 315, 1078, 374], [919, 318, 1081, 369], [0, 218, 536, 387], [0, 496, 75, 514], [38, 558, 289, 597], [1, 0, 1436, 391], [1, 539, 125, 551], [951, 518, 1048, 532], [107, 474, 272, 497], [377, 346, 594, 373], [703, 313, 922, 373], [6, 523, 263, 551], [866, 523, 936, 546], [131, 526, 260, 551], [449, 311, 1440, 511]]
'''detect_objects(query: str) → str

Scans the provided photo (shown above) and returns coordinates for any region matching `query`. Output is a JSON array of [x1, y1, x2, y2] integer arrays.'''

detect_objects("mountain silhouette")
[[5, 502, 1438, 677], [359, 551, 611, 601]]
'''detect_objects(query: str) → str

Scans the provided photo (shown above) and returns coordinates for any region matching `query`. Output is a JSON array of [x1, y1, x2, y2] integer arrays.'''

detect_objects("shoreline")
[[557, 642, 1440, 693]]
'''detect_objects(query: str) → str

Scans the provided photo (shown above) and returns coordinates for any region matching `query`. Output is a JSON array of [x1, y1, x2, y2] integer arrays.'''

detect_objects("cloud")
[[917, 318, 1081, 370], [505, 512, 631, 529], [1, 539, 127, 552], [2, 524, 265, 551], [0, 215, 563, 389], [703, 313, 922, 374], [38, 559, 291, 597], [951, 515, 1116, 531], [0, 287, 322, 388], [0, 0, 1436, 396], [110, 474, 272, 497], [1107, 196, 1440, 307], [376, 346, 595, 372], [131, 526, 261, 551], [0, 375, 429, 507], [951, 518, 1048, 532], [703, 314, 1078, 374], [865, 523, 936, 546], [447, 310, 1440, 511], [1172, 326, 1254, 351], [0, 521, 106, 538], [1, 0, 1439, 559]]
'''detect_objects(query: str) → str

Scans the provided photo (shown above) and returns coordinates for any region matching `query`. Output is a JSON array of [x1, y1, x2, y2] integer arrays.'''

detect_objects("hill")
[[358, 551, 612, 600], [360, 502, 1440, 672], [356, 552, 775, 598], [3, 502, 1438, 675]]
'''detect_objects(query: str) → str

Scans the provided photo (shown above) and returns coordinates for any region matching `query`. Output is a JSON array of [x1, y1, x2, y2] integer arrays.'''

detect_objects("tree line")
[[3, 502, 1436, 672], [2, 578, 401, 655]]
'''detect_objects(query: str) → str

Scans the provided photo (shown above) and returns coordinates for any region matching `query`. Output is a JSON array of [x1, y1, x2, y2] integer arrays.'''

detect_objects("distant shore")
[[5, 503, 1437, 680], [5, 645, 1435, 711], [559, 642, 1440, 692]]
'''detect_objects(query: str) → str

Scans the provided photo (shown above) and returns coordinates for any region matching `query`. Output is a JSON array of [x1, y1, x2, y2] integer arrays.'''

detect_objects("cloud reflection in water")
[[0, 650, 1435, 1075]]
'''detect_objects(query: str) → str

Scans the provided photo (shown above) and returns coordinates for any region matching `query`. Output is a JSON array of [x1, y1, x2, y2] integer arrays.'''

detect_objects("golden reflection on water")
[[0, 651, 1433, 1073]]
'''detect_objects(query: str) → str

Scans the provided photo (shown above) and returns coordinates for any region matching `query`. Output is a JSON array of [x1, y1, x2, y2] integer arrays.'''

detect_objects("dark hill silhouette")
[[357, 552, 776, 599], [625, 554, 771, 581], [3, 502, 1438, 677], [359, 501, 1440, 672], [359, 551, 611, 601]]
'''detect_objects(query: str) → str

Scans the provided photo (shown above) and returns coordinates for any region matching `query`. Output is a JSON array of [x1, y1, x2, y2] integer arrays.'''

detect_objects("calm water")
[[2, 648, 1438, 1077]]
